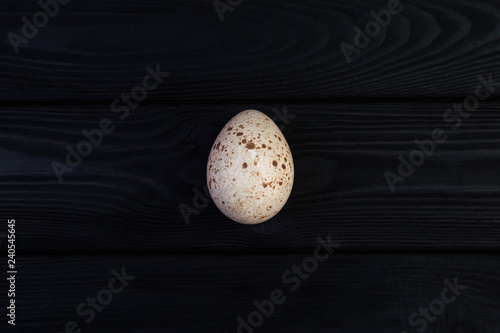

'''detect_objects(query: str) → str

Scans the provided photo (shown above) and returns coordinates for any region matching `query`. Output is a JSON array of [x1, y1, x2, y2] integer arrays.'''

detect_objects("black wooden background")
[[1, 0, 500, 332]]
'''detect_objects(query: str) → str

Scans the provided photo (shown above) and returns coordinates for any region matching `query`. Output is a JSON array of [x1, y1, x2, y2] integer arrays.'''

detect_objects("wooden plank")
[[2, 103, 500, 253], [8, 254, 500, 332], [1, 0, 500, 101]]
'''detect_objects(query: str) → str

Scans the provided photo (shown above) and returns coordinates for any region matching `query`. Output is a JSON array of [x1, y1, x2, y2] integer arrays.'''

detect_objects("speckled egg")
[[206, 109, 294, 224]]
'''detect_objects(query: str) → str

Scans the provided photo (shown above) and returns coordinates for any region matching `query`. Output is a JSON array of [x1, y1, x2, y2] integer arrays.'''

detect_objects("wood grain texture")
[[6, 255, 500, 332], [1, 0, 500, 102], [2, 0, 499, 331], [2, 103, 500, 253]]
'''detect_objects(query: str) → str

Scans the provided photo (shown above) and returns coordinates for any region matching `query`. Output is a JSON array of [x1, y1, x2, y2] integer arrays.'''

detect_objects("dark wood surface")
[[9, 255, 500, 333], [1, 0, 500, 332], [2, 103, 500, 254], [1, 0, 500, 102]]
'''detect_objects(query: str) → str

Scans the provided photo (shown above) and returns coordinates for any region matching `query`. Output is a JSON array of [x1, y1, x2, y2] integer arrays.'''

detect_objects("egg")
[[206, 109, 294, 224]]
